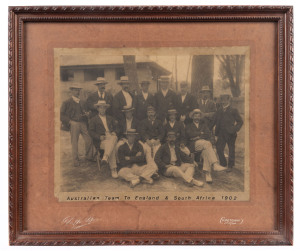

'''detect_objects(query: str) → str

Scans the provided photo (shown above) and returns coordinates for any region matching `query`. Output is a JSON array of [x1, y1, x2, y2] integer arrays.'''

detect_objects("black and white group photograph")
[[55, 47, 249, 201]]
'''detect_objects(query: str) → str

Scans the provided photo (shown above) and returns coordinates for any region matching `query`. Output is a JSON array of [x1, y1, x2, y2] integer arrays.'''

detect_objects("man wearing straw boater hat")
[[185, 109, 227, 183], [154, 75, 177, 123], [88, 100, 119, 178], [112, 76, 136, 121], [155, 131, 204, 187], [60, 84, 94, 167], [86, 77, 113, 118], [211, 94, 243, 172], [176, 81, 198, 125], [117, 129, 158, 187], [135, 80, 156, 121]]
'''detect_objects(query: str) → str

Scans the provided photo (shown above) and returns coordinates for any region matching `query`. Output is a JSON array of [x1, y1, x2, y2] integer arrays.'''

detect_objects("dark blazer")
[[212, 106, 243, 136], [112, 90, 136, 121], [60, 98, 88, 129], [135, 92, 156, 121], [198, 98, 217, 113], [86, 91, 113, 118], [176, 93, 198, 121], [154, 89, 177, 122], [185, 121, 211, 152], [163, 120, 186, 145], [154, 143, 193, 174], [139, 118, 164, 142], [118, 117, 139, 138], [117, 141, 146, 171], [88, 115, 117, 149]]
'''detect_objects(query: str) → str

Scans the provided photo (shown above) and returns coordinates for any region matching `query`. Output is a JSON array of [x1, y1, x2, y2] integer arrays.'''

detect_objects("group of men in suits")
[[60, 74, 243, 188]]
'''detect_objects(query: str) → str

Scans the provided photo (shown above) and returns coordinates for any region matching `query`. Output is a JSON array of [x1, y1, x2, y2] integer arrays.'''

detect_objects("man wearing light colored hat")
[[135, 80, 156, 121], [117, 129, 158, 187], [86, 77, 113, 118], [112, 76, 136, 121], [155, 131, 204, 187], [185, 109, 227, 183], [154, 75, 177, 123], [89, 100, 119, 178], [60, 84, 94, 167]]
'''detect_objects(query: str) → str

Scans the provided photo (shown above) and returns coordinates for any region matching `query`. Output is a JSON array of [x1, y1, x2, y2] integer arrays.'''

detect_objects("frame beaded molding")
[[8, 5, 293, 245]]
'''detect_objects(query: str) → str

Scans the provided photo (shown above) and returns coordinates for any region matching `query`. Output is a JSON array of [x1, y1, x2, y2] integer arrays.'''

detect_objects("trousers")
[[70, 121, 93, 164], [164, 163, 195, 183], [100, 133, 118, 169], [216, 133, 237, 168], [118, 163, 158, 181], [195, 139, 218, 172]]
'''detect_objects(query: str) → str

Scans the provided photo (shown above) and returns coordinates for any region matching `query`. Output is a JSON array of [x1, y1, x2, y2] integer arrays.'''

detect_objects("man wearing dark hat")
[[211, 94, 243, 172], [163, 109, 190, 155], [135, 81, 156, 121], [112, 76, 136, 121], [185, 109, 227, 183], [86, 77, 113, 118], [89, 100, 118, 178], [198, 85, 217, 116], [60, 84, 94, 167], [176, 81, 198, 125], [154, 76, 177, 123], [155, 132, 204, 187], [139, 105, 164, 163], [118, 129, 158, 187]]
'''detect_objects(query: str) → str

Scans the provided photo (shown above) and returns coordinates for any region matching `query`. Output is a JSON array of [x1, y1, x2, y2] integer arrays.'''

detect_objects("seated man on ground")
[[154, 132, 203, 187], [185, 109, 227, 184], [88, 100, 119, 178], [118, 129, 158, 187]]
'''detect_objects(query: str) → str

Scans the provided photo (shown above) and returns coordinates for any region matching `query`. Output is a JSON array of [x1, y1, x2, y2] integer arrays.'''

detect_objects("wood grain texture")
[[8, 5, 293, 245]]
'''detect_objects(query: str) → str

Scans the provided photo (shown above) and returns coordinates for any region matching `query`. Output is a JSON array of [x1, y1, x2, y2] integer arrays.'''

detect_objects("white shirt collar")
[[193, 121, 199, 128], [142, 91, 148, 100], [72, 96, 80, 103], [98, 91, 105, 98], [169, 121, 175, 128], [181, 93, 187, 102], [161, 89, 169, 97]]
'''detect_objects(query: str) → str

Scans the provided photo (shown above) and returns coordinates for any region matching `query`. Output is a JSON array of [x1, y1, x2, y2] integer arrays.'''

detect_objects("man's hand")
[[165, 164, 173, 168], [100, 135, 106, 141], [136, 152, 142, 156], [146, 139, 152, 146], [153, 139, 160, 146], [111, 132, 116, 136], [125, 156, 130, 160]]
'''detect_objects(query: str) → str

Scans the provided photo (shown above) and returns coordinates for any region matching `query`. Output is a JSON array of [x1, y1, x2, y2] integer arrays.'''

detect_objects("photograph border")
[[8, 5, 293, 245]]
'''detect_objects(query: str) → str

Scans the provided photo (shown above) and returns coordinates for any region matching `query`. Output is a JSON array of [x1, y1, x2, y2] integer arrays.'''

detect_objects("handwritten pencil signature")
[[62, 216, 98, 229], [220, 217, 244, 225]]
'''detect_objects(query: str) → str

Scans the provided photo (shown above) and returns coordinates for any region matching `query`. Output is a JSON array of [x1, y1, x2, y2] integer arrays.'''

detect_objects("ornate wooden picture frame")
[[9, 5, 293, 245]]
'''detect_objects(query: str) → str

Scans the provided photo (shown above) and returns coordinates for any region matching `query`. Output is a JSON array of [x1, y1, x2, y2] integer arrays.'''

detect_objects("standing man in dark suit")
[[139, 105, 164, 164], [86, 77, 113, 118], [154, 75, 177, 124], [198, 85, 217, 117], [154, 132, 203, 187], [135, 81, 156, 121], [176, 81, 198, 125], [112, 76, 136, 121], [212, 94, 243, 172], [118, 129, 158, 187], [185, 109, 226, 183], [89, 100, 118, 178], [60, 84, 94, 167]]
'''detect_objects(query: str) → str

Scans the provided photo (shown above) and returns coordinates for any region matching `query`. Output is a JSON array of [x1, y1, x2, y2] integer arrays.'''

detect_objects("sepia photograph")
[[54, 47, 249, 201]]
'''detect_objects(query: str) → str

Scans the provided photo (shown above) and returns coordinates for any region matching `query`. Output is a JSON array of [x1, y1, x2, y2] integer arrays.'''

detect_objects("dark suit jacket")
[[139, 118, 164, 142], [154, 89, 177, 122], [198, 98, 217, 113], [154, 143, 193, 174], [112, 90, 136, 121], [117, 141, 146, 171], [135, 92, 156, 120], [163, 120, 186, 145], [88, 115, 117, 149], [212, 106, 243, 136], [60, 98, 88, 130], [185, 121, 211, 152], [86, 91, 113, 118], [176, 93, 198, 120]]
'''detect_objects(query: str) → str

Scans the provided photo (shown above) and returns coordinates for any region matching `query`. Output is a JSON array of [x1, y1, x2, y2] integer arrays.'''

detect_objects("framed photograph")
[[9, 5, 293, 245]]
